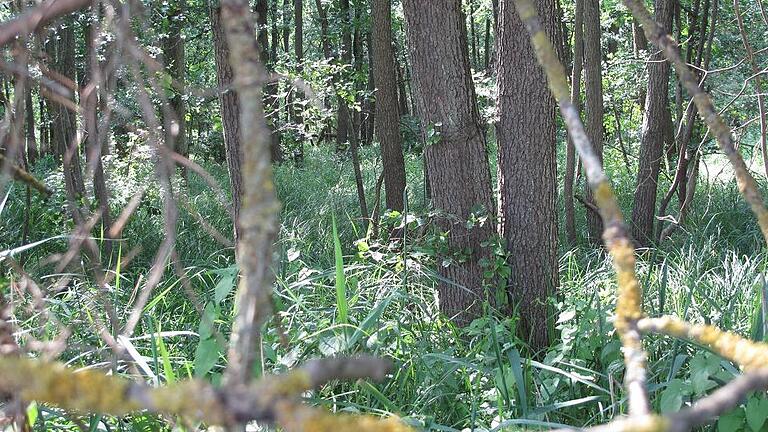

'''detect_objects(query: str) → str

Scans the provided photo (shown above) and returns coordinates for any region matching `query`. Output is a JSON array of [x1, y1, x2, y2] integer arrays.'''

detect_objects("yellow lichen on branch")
[[639, 316, 768, 371], [0, 356, 410, 430]]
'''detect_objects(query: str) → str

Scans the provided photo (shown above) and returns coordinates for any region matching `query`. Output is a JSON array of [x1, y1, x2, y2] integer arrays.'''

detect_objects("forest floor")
[[1, 145, 766, 431]]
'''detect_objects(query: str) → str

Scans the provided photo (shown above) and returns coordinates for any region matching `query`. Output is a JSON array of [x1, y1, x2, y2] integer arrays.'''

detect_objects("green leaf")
[[747, 396, 768, 431], [197, 303, 217, 340], [214, 271, 237, 304], [193, 338, 221, 378], [719, 408, 746, 432], [332, 214, 349, 326], [659, 379, 684, 413]]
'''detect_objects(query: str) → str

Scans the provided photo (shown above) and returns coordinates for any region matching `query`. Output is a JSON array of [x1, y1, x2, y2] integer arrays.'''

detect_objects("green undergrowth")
[[1, 146, 768, 431]]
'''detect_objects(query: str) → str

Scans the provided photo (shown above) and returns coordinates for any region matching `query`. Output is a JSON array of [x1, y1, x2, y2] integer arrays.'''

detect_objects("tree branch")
[[0, 0, 92, 48]]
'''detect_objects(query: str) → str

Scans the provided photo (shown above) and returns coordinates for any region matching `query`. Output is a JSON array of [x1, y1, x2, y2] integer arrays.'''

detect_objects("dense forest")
[[1, 0, 768, 430]]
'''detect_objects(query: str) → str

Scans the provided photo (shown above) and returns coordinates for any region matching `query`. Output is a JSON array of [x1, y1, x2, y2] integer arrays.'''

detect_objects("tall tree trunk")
[[293, 0, 304, 163], [363, 32, 376, 146], [582, 0, 604, 243], [84, 12, 113, 256], [402, 0, 495, 325], [373, 0, 406, 212], [565, 0, 584, 246], [211, 5, 242, 240], [483, 13, 491, 70], [336, 0, 354, 152], [259, 0, 283, 163], [163, 0, 187, 178], [469, 0, 478, 68], [497, 0, 558, 352], [630, 0, 672, 247], [24, 85, 37, 165], [49, 20, 86, 223]]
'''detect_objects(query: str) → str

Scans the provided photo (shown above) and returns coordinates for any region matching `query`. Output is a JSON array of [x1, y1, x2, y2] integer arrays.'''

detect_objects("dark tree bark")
[[24, 85, 36, 165], [630, 0, 673, 247], [335, 0, 353, 152], [48, 20, 86, 223], [258, 0, 283, 163], [292, 0, 303, 162], [565, 0, 584, 246], [373, 0, 406, 212], [469, 0, 478, 68], [162, 0, 187, 177], [582, 0, 604, 243], [314, 0, 332, 59], [496, 0, 558, 352], [211, 5, 242, 239], [402, 0, 495, 324], [83, 11, 112, 256]]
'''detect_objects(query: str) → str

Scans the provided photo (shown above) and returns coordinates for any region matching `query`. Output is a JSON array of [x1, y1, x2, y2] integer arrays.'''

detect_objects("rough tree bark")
[[582, 0, 604, 243], [162, 0, 187, 178], [372, 0, 406, 212], [564, 0, 584, 246], [496, 0, 559, 352], [630, 0, 673, 247], [258, 0, 283, 163], [211, 5, 242, 239], [402, 0, 495, 324]]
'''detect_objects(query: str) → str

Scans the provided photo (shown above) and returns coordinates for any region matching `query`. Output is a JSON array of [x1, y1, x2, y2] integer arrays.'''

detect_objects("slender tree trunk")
[[483, 14, 491, 70], [24, 85, 37, 165], [84, 12, 113, 256], [565, 0, 584, 246], [373, 0, 406, 212], [293, 0, 304, 163], [336, 0, 354, 152], [163, 0, 187, 178], [363, 32, 376, 146], [582, 0, 604, 243], [211, 5, 242, 240], [49, 20, 86, 223], [734, 0, 768, 178], [259, 0, 283, 163], [402, 0, 495, 325], [469, 0, 478, 68], [496, 0, 559, 352], [630, 0, 672, 247]]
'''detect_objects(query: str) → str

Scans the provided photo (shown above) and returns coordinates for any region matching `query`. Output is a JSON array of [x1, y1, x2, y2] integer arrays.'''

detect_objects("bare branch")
[[0, 0, 93, 47]]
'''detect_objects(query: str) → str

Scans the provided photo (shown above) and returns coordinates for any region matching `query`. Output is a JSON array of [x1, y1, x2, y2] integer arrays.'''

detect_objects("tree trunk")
[[373, 0, 406, 212], [24, 85, 37, 165], [469, 0, 478, 68], [336, 0, 354, 152], [402, 0, 495, 325], [630, 0, 672, 247], [582, 0, 604, 243], [496, 0, 559, 352], [293, 0, 304, 162], [565, 0, 584, 246], [211, 5, 242, 240], [259, 0, 283, 163], [163, 0, 187, 178], [49, 20, 86, 223]]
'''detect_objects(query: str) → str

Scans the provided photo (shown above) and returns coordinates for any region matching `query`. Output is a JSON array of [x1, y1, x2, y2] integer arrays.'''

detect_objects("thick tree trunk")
[[496, 0, 559, 352], [565, 0, 584, 246], [403, 0, 495, 325], [630, 0, 673, 247], [211, 6, 242, 240], [582, 0, 604, 243], [373, 0, 406, 212]]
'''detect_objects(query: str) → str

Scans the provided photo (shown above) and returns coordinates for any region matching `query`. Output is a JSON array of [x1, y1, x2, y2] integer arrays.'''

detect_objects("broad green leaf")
[[193, 338, 221, 378], [747, 396, 768, 431], [659, 379, 684, 413], [719, 409, 746, 432]]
